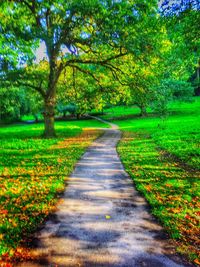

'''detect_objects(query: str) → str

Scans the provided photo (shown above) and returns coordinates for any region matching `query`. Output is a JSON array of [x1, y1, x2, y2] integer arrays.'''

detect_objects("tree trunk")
[[63, 111, 66, 118], [43, 98, 56, 138], [195, 58, 200, 95], [140, 105, 147, 117], [76, 113, 81, 120], [34, 114, 39, 123]]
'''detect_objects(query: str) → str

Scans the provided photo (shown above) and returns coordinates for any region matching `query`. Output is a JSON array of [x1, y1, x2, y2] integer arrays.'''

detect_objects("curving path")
[[17, 121, 193, 267]]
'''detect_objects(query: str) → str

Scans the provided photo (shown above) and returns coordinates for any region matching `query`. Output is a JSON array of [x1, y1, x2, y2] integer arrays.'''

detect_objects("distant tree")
[[0, 87, 28, 123], [25, 90, 43, 122], [151, 79, 194, 116], [57, 103, 76, 118], [114, 42, 169, 116]]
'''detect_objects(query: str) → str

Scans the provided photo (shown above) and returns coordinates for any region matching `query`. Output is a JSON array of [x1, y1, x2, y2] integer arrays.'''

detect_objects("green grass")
[[103, 98, 200, 169], [0, 119, 106, 262], [101, 105, 142, 120], [102, 98, 200, 262]]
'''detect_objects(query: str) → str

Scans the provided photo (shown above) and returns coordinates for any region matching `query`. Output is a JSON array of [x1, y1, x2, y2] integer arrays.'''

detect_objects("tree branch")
[[76, 44, 98, 55], [16, 81, 46, 98], [70, 64, 103, 89], [103, 62, 126, 75], [65, 51, 128, 67]]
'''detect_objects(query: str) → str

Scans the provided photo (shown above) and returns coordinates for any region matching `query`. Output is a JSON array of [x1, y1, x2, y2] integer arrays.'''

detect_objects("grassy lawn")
[[102, 98, 200, 263], [0, 119, 106, 263]]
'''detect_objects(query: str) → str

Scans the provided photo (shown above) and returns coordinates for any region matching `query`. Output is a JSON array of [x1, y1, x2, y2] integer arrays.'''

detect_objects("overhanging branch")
[[70, 64, 103, 89], [65, 51, 128, 67], [16, 81, 46, 98]]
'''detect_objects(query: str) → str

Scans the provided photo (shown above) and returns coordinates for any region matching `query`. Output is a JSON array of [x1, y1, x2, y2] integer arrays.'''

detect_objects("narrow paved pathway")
[[17, 123, 193, 267]]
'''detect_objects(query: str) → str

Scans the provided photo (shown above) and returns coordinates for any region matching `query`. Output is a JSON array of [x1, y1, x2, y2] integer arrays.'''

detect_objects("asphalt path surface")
[[17, 122, 193, 267]]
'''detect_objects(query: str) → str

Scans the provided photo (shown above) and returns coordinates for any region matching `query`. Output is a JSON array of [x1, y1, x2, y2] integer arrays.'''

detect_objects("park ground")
[[0, 98, 200, 266]]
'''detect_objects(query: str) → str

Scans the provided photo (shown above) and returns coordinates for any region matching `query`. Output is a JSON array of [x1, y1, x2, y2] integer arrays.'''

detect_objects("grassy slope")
[[0, 119, 107, 262], [102, 98, 200, 263]]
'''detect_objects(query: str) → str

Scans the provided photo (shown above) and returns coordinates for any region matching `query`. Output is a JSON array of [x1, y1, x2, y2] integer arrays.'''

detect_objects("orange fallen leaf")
[[194, 258, 200, 265], [1, 209, 8, 215]]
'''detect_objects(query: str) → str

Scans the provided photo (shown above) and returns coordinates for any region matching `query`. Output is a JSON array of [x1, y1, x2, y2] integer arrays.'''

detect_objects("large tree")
[[0, 0, 160, 137]]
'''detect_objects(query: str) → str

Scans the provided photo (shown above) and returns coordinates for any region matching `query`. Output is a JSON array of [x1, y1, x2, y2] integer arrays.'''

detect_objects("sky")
[[35, 42, 47, 63]]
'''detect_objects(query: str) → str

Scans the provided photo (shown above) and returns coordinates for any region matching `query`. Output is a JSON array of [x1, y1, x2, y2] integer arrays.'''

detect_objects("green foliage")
[[0, 87, 28, 123], [0, 84, 43, 123], [161, 4, 200, 94], [57, 64, 129, 117], [57, 103, 76, 117], [25, 90, 43, 121]]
